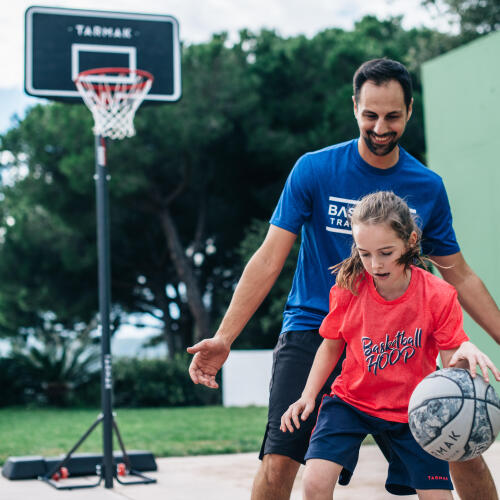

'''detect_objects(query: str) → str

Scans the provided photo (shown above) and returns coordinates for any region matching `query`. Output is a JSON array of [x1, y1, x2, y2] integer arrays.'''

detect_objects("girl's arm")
[[439, 341, 500, 383], [281, 338, 345, 433]]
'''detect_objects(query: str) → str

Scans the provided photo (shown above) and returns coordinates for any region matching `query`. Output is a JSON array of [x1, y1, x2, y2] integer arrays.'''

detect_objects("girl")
[[281, 191, 500, 500]]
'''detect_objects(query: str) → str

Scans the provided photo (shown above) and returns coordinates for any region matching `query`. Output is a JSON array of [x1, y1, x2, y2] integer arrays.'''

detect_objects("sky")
[[0, 0, 454, 133]]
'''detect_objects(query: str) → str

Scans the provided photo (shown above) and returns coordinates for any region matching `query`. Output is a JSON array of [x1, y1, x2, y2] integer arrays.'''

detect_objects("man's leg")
[[450, 456, 498, 500], [251, 454, 301, 500]]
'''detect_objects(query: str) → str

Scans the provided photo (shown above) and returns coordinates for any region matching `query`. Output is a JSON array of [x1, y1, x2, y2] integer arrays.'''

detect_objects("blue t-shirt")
[[270, 139, 460, 334]]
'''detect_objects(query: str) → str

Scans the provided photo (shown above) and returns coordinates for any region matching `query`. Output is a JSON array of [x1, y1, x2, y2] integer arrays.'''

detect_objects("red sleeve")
[[319, 285, 348, 340], [433, 288, 469, 349]]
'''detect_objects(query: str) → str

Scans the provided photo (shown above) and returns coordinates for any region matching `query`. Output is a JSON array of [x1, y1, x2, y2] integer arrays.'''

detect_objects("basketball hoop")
[[75, 67, 154, 140]]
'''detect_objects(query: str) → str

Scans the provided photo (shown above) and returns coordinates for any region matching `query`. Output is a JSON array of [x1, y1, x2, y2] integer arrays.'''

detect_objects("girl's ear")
[[408, 231, 418, 247]]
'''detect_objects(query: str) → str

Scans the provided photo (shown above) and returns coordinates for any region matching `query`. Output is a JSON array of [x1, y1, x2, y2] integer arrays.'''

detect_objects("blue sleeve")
[[421, 181, 460, 256], [269, 154, 314, 234]]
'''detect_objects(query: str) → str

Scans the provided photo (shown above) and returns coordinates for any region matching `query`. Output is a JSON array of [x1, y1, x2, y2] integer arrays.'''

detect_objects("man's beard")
[[363, 131, 398, 157]]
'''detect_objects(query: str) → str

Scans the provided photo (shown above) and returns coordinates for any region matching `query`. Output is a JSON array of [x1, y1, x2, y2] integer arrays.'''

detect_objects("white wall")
[[222, 350, 273, 407]]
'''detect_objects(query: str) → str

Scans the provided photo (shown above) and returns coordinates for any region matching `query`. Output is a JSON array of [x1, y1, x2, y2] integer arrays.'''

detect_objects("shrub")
[[0, 353, 221, 408], [112, 354, 221, 407], [8, 339, 100, 407], [0, 357, 38, 406]]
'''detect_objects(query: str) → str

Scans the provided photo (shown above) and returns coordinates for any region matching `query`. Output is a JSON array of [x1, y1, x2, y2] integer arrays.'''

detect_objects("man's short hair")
[[353, 58, 413, 111]]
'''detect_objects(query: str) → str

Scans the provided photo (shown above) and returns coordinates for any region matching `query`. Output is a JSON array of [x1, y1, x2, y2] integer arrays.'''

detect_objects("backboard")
[[25, 6, 181, 102]]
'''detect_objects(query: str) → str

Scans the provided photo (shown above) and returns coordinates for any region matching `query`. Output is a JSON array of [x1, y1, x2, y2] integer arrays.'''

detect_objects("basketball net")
[[75, 68, 154, 140]]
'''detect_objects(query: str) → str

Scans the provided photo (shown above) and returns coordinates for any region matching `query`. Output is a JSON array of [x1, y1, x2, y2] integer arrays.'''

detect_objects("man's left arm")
[[433, 252, 500, 344]]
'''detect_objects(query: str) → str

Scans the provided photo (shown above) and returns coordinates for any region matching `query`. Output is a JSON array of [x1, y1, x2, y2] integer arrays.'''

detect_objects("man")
[[187, 59, 500, 499]]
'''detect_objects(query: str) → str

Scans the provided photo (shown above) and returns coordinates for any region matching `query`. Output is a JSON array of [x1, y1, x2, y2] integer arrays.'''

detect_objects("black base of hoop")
[[2, 451, 157, 481], [2, 411, 157, 491]]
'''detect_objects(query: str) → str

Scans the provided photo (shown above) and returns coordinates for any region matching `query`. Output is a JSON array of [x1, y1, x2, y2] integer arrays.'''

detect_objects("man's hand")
[[448, 341, 500, 383], [186, 337, 231, 389]]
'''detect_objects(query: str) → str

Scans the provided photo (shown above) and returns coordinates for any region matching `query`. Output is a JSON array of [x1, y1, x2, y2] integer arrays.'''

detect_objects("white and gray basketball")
[[408, 368, 500, 461]]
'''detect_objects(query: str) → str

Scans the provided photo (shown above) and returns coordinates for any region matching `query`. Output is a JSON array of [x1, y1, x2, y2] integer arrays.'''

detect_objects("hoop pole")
[[95, 134, 114, 488]]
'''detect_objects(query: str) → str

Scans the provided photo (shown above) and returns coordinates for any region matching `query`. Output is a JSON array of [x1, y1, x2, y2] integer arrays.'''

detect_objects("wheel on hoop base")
[[117, 462, 127, 477], [52, 466, 69, 481]]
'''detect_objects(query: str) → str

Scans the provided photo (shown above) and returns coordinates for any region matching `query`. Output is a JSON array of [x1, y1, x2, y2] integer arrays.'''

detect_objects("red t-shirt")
[[319, 266, 469, 423]]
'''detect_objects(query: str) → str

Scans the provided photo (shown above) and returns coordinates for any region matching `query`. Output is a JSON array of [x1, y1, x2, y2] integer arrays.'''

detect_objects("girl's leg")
[[416, 489, 453, 500], [302, 459, 342, 500]]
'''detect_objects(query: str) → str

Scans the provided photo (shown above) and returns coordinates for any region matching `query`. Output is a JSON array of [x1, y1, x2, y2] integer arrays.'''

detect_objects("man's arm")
[[433, 252, 500, 344], [187, 224, 297, 388]]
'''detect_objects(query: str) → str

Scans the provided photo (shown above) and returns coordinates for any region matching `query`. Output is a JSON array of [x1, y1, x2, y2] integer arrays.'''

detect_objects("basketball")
[[408, 368, 500, 461]]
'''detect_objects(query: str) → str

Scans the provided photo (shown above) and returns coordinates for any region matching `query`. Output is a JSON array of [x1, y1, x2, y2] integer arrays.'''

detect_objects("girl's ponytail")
[[330, 244, 366, 294]]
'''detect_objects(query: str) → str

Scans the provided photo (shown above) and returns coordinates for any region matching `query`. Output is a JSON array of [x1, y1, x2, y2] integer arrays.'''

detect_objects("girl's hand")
[[449, 341, 500, 383], [280, 396, 316, 433]]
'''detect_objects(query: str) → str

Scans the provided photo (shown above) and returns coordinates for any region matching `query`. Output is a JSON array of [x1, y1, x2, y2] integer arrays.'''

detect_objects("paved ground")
[[1, 443, 499, 499]]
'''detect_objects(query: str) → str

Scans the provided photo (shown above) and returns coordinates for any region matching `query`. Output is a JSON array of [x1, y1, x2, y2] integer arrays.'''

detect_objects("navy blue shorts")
[[305, 396, 453, 495], [259, 331, 391, 469]]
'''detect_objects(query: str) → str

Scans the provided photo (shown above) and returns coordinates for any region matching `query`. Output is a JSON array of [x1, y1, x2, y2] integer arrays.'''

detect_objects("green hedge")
[[0, 357, 38, 406], [112, 355, 221, 407], [0, 354, 221, 408]]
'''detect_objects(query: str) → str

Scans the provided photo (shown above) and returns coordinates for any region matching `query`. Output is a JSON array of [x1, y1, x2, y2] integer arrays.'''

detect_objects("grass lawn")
[[4, 405, 453, 466], [0, 406, 268, 465]]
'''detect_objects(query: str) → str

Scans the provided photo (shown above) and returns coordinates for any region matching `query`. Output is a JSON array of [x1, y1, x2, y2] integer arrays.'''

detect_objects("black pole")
[[95, 134, 114, 488]]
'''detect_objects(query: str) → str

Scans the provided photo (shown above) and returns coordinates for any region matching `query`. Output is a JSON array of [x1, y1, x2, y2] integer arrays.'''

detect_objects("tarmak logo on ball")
[[430, 430, 462, 458]]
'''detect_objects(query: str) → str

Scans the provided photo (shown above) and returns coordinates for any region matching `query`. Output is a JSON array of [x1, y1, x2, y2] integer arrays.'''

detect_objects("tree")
[[0, 105, 98, 340], [0, 18, 460, 356], [0, 34, 269, 356], [225, 16, 458, 347], [422, 0, 500, 39]]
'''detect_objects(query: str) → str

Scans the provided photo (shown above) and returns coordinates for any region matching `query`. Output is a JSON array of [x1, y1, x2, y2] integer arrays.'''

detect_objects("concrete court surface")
[[1, 443, 499, 500]]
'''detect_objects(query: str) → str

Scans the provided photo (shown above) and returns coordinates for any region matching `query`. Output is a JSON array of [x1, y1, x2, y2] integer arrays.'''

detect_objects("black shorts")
[[259, 330, 392, 472], [259, 330, 344, 464]]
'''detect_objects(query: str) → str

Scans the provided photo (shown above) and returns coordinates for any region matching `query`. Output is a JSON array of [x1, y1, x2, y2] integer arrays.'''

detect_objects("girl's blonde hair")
[[331, 191, 428, 294]]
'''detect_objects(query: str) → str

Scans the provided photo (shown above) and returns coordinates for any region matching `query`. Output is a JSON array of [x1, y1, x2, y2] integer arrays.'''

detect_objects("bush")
[[0, 353, 221, 408], [0, 353, 100, 407], [4, 338, 100, 407], [112, 354, 221, 407], [0, 357, 39, 406]]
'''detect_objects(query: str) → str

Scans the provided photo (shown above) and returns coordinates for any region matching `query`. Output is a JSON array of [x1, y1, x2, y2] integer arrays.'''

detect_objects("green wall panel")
[[423, 31, 500, 392]]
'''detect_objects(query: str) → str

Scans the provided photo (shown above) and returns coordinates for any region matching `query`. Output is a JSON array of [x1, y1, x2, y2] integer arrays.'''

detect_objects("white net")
[[75, 68, 153, 140]]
